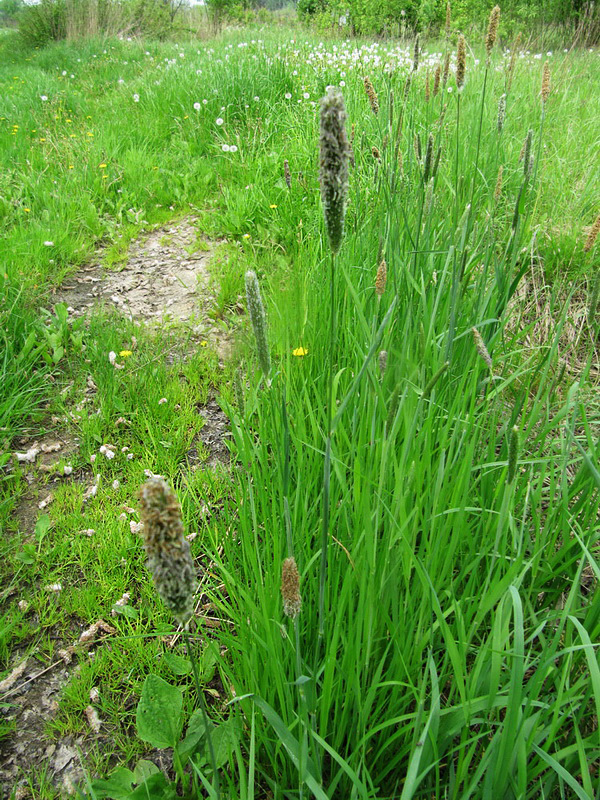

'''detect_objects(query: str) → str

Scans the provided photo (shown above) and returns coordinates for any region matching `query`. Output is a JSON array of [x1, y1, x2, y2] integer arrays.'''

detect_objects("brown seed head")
[[494, 164, 503, 203], [378, 350, 388, 378], [413, 34, 420, 72], [541, 61, 551, 104], [433, 65, 441, 96], [485, 6, 500, 58], [281, 557, 302, 619], [584, 213, 600, 253], [372, 145, 381, 161], [364, 76, 379, 115], [442, 51, 451, 86], [284, 159, 291, 189], [425, 69, 430, 102], [445, 0, 451, 40], [472, 327, 493, 369], [456, 35, 467, 90], [375, 259, 387, 296]]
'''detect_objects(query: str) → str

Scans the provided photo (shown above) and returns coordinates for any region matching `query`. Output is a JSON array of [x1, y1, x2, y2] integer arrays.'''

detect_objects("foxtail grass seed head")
[[522, 129, 533, 175], [485, 6, 500, 60], [422, 361, 449, 399], [425, 69, 430, 102], [378, 350, 388, 378], [320, 87, 350, 255], [363, 76, 379, 115], [584, 213, 600, 253], [403, 72, 412, 100], [139, 478, 197, 626], [372, 145, 381, 161], [445, 0, 451, 40], [245, 270, 271, 377], [284, 159, 291, 189], [414, 133, 422, 162], [526, 153, 534, 179], [541, 60, 551, 104], [382, 133, 389, 152], [281, 557, 302, 620], [233, 369, 245, 414], [397, 146, 404, 176], [507, 425, 519, 483], [442, 52, 450, 86], [472, 327, 493, 369], [424, 179, 434, 217], [423, 133, 434, 183], [456, 35, 467, 91], [433, 65, 441, 96], [494, 164, 503, 203], [388, 90, 394, 127], [375, 259, 387, 296], [413, 34, 420, 72], [497, 93, 506, 133]]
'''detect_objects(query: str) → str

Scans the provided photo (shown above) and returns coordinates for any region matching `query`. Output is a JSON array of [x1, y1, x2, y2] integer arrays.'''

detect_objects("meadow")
[[0, 10, 599, 799]]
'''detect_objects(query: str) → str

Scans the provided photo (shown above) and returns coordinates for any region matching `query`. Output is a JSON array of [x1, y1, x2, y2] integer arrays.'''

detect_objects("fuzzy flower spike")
[[319, 87, 350, 255], [139, 477, 197, 626]]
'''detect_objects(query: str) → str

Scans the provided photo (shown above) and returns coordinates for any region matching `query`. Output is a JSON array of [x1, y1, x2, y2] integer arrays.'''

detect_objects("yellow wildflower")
[[24, 208, 30, 213], [292, 347, 308, 357], [269, 204, 278, 209], [119, 350, 133, 358], [98, 163, 107, 168]]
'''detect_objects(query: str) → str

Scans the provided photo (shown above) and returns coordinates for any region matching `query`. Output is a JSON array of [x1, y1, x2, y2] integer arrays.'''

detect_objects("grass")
[[0, 16, 598, 800]]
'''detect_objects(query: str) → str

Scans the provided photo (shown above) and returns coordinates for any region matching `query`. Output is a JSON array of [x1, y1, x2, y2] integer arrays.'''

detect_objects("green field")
[[0, 16, 599, 800]]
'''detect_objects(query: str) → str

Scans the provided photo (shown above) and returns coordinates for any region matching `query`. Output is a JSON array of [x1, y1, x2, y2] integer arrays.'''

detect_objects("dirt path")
[[1, 218, 235, 797]]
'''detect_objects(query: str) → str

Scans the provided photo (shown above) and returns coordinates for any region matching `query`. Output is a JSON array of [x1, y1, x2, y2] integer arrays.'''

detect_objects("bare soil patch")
[[56, 218, 232, 362]]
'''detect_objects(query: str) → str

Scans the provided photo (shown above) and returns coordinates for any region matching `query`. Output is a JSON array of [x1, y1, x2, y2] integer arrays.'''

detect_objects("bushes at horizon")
[[298, 0, 600, 41]]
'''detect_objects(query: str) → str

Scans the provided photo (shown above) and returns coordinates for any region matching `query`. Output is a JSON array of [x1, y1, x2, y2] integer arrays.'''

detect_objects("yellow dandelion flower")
[[242, 233, 251, 239], [292, 347, 308, 357], [87, 132, 94, 137], [39, 137, 46, 142], [24, 208, 30, 212], [119, 350, 133, 358], [200, 341, 208, 347], [68, 165, 74, 169], [98, 163, 107, 168], [269, 204, 278, 209]]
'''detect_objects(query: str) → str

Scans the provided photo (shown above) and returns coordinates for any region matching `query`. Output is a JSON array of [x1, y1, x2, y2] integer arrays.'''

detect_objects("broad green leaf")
[[132, 759, 160, 785], [35, 514, 51, 542], [88, 767, 134, 799], [162, 652, 191, 676], [136, 674, 182, 749]]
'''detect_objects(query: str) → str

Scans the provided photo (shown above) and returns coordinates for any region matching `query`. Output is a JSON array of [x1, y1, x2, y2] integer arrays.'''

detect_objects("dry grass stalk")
[[497, 93, 506, 133], [506, 32, 521, 93], [284, 159, 291, 189], [413, 34, 420, 72], [372, 145, 381, 161], [425, 69, 430, 102], [445, 0, 451, 40]]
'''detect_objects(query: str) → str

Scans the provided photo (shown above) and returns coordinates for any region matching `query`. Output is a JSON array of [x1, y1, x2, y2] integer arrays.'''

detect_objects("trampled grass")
[[0, 15, 598, 800]]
